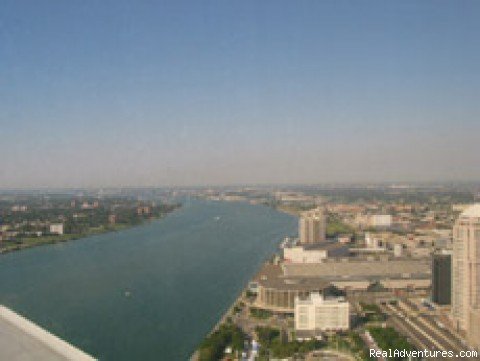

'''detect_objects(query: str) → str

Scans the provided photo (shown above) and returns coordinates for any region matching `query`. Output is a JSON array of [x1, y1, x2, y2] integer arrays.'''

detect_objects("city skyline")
[[2, 0, 480, 188]]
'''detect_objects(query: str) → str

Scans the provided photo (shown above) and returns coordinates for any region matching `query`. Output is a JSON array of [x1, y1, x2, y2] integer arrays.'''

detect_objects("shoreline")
[[190, 284, 249, 361], [189, 204, 296, 360], [0, 209, 179, 255], [0, 226, 126, 255]]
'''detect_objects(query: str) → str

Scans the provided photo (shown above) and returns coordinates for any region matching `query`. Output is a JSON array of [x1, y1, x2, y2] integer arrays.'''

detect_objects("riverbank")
[[0, 224, 126, 254], [190, 285, 248, 361], [0, 209, 179, 255]]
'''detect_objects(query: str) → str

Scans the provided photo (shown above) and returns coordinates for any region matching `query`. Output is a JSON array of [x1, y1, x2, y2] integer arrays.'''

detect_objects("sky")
[[1, 1, 480, 188]]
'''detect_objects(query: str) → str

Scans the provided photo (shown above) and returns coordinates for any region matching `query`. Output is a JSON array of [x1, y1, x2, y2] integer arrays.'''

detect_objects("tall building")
[[299, 208, 326, 244], [452, 204, 480, 349], [294, 293, 349, 339], [432, 250, 452, 305]]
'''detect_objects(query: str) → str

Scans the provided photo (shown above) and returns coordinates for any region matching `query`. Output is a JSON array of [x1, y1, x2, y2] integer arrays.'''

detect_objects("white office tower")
[[299, 208, 326, 244], [452, 204, 480, 349], [295, 293, 349, 337]]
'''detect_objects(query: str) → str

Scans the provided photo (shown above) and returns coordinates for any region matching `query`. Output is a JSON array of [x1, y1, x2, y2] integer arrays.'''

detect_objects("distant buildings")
[[108, 214, 116, 225], [49, 223, 64, 235], [294, 293, 349, 339], [11, 205, 28, 212], [137, 206, 151, 216], [299, 208, 326, 244], [80, 201, 99, 210], [355, 214, 392, 229], [274, 192, 321, 205], [452, 204, 480, 349], [431, 250, 452, 305], [369, 214, 392, 228]]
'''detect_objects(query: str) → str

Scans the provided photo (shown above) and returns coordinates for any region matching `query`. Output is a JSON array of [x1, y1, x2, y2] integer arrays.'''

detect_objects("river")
[[0, 199, 296, 360]]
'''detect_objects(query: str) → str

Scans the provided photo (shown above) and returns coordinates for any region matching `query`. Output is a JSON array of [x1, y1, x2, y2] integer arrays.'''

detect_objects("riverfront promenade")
[[0, 305, 95, 361]]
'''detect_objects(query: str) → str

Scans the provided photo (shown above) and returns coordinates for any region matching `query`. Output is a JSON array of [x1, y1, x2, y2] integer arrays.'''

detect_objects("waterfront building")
[[299, 208, 326, 244], [108, 214, 116, 225], [49, 223, 64, 235], [452, 204, 480, 349], [294, 293, 349, 339], [283, 242, 349, 264], [284, 245, 327, 264], [432, 250, 452, 305], [282, 257, 431, 291], [137, 206, 151, 215], [252, 257, 430, 313], [250, 264, 329, 313]]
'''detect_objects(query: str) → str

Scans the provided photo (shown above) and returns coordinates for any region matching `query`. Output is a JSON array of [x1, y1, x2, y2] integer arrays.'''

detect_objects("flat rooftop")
[[282, 258, 430, 278], [252, 264, 330, 291], [0, 305, 95, 361]]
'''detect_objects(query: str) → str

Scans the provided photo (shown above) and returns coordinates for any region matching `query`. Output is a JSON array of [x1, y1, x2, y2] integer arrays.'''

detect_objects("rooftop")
[[282, 258, 430, 278], [296, 292, 347, 305], [460, 203, 480, 218], [253, 264, 330, 291]]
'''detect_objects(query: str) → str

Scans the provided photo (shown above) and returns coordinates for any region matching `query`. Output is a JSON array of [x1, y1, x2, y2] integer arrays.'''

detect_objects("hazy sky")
[[1, 1, 479, 187]]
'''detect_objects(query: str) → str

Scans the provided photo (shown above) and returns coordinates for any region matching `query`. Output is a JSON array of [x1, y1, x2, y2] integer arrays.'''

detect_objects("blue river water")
[[0, 199, 296, 360]]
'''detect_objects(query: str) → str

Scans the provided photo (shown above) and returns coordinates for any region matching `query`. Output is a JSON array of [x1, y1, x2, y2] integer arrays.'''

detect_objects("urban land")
[[1, 183, 480, 361], [189, 183, 480, 360]]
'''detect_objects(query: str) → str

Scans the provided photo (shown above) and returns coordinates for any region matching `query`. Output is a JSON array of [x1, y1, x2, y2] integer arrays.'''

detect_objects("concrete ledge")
[[0, 305, 95, 361]]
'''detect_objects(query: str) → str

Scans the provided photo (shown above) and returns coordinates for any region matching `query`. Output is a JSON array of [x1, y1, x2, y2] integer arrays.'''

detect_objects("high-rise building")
[[299, 208, 326, 244], [432, 250, 452, 305], [452, 204, 480, 349]]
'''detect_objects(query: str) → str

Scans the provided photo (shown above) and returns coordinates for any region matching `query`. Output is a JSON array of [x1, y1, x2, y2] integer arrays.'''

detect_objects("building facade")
[[452, 204, 480, 349], [432, 250, 452, 305], [299, 208, 326, 244], [49, 223, 64, 235], [295, 293, 349, 337]]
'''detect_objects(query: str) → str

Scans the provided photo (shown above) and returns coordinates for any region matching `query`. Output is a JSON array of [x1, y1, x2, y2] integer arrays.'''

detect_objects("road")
[[379, 300, 476, 360]]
